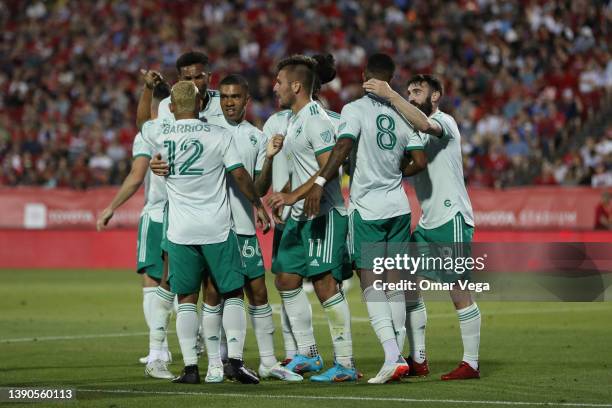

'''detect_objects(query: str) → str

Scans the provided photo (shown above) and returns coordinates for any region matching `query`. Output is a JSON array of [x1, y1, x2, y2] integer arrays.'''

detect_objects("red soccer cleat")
[[441, 361, 480, 381], [406, 356, 430, 377], [280, 358, 293, 366]]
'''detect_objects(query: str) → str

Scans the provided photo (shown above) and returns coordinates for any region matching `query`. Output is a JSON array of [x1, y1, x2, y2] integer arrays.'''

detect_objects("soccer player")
[[303, 53, 427, 383], [263, 54, 343, 364], [142, 81, 270, 384], [137, 51, 222, 127], [201, 74, 301, 382], [266, 55, 356, 383], [96, 76, 174, 379], [363, 74, 480, 380]]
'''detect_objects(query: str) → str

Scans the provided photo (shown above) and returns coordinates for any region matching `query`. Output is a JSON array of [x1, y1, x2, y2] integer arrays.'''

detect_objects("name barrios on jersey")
[[162, 122, 211, 135]]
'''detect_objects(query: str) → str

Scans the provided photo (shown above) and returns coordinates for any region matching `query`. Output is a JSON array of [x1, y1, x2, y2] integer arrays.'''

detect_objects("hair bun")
[[312, 53, 336, 85]]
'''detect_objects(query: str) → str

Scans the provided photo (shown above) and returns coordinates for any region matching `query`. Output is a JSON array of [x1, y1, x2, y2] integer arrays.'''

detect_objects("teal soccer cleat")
[[310, 363, 358, 383], [284, 354, 324, 374]]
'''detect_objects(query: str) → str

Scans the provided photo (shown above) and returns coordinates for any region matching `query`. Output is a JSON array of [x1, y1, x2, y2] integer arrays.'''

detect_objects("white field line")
[[76, 388, 612, 407], [2, 304, 610, 344]]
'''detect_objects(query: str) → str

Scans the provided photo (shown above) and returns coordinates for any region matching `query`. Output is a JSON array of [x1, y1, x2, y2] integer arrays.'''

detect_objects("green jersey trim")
[[430, 117, 449, 139], [254, 170, 262, 175], [315, 146, 334, 156], [133, 153, 152, 159], [226, 163, 245, 172], [337, 133, 357, 141], [404, 146, 425, 151]]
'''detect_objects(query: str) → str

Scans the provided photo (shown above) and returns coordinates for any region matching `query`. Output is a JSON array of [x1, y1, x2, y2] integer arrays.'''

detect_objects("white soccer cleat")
[[205, 363, 224, 383], [145, 359, 174, 379], [367, 361, 410, 384], [140, 350, 172, 365], [258, 362, 303, 382]]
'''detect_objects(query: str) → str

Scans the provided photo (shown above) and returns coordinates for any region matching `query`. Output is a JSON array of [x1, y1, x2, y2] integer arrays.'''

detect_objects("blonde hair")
[[171, 81, 198, 115]]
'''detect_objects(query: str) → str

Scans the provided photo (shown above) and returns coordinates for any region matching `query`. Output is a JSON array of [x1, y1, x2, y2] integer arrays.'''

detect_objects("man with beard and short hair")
[[363, 74, 480, 381]]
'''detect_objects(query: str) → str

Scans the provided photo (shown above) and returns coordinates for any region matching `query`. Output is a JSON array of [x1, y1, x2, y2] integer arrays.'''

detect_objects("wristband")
[[314, 176, 327, 188]]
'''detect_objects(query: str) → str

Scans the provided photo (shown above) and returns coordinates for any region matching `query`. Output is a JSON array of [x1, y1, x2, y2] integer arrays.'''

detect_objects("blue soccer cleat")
[[310, 363, 358, 383], [284, 354, 324, 374]]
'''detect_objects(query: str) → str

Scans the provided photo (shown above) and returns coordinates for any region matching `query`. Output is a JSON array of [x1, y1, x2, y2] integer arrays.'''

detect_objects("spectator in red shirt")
[[594, 191, 612, 230]]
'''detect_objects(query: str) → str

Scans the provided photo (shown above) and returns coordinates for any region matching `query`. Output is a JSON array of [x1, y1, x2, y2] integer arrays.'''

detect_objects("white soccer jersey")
[[284, 101, 345, 221], [157, 89, 222, 121], [338, 94, 424, 221], [132, 130, 167, 223], [208, 115, 266, 236], [141, 118, 243, 245], [410, 110, 474, 229]]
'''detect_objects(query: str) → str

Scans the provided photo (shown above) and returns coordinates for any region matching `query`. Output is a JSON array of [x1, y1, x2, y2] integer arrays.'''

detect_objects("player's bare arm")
[[401, 149, 428, 177], [136, 69, 163, 130], [267, 149, 334, 213], [303, 137, 354, 218], [254, 134, 283, 196], [96, 156, 150, 231], [230, 166, 271, 233], [363, 79, 443, 137]]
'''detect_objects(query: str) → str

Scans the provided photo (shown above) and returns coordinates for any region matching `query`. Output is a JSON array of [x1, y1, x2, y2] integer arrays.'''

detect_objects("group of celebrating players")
[[97, 50, 481, 385]]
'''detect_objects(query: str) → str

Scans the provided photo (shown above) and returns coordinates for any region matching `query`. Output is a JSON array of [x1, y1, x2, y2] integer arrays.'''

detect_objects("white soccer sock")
[[280, 287, 318, 357], [176, 303, 199, 366], [280, 302, 297, 360], [148, 286, 174, 362], [406, 298, 427, 363], [322, 292, 353, 369], [220, 326, 228, 361], [142, 287, 156, 329], [202, 303, 222, 366], [386, 290, 406, 353], [457, 303, 481, 370], [363, 286, 401, 363], [223, 298, 247, 360], [248, 303, 277, 367]]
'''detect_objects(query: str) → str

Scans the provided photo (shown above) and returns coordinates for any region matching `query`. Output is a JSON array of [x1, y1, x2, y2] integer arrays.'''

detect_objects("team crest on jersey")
[[320, 130, 332, 143], [249, 134, 257, 146], [444, 199, 452, 207]]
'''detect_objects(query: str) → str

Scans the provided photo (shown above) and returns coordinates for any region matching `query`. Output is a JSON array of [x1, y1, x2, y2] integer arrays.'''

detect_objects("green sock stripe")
[[224, 298, 244, 307], [322, 292, 345, 309], [248, 304, 272, 314], [155, 287, 175, 302], [280, 288, 303, 299], [406, 302, 426, 312], [202, 304, 222, 314], [386, 290, 403, 300], [458, 308, 480, 321], [177, 303, 197, 313]]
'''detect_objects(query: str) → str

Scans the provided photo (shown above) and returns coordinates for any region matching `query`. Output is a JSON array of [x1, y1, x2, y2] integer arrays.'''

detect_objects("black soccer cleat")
[[172, 364, 201, 384], [223, 359, 234, 380], [228, 358, 260, 384]]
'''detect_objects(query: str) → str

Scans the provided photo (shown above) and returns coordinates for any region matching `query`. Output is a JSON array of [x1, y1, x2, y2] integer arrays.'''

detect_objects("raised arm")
[[254, 134, 283, 197], [136, 69, 163, 131], [363, 79, 443, 137]]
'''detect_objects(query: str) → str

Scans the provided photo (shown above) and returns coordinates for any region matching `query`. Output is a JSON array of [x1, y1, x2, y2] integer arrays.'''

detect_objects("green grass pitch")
[[1, 269, 611, 408]]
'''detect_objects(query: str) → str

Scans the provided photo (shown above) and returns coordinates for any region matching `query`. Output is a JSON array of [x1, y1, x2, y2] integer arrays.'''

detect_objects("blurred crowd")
[[0, 0, 610, 189]]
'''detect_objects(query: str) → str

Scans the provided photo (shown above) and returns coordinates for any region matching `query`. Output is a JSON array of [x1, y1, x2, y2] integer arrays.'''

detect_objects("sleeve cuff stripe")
[[430, 117, 448, 138], [132, 154, 152, 159], [315, 146, 334, 156], [226, 163, 244, 172], [337, 133, 357, 140], [405, 146, 425, 151]]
